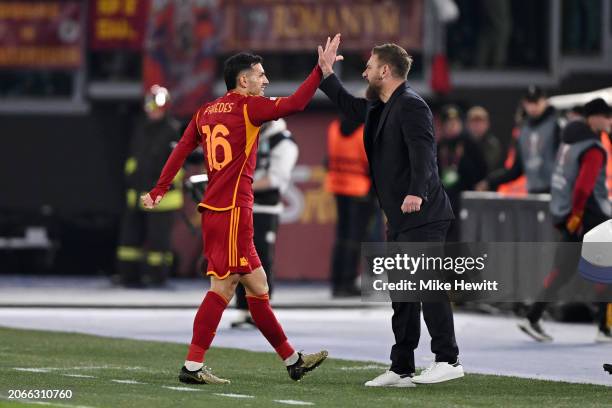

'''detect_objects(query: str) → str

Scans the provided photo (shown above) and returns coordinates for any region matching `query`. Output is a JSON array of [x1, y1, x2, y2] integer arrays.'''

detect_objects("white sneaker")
[[595, 329, 612, 343], [364, 370, 415, 387], [411, 361, 464, 384]]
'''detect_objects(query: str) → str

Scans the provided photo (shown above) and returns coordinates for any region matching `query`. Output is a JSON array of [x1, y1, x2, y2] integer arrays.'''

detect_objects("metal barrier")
[[460, 191, 557, 242], [460, 192, 560, 296]]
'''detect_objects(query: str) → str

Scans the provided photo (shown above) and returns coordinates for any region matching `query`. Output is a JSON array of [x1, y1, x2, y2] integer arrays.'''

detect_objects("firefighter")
[[115, 85, 183, 287]]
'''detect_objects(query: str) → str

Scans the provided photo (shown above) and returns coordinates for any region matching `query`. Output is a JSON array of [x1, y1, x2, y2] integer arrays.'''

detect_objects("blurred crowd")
[[1, 0, 607, 99], [434, 87, 612, 239], [446, 0, 603, 70]]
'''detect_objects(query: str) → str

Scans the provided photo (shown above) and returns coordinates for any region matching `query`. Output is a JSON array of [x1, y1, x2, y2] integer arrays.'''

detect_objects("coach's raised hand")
[[318, 33, 344, 78]]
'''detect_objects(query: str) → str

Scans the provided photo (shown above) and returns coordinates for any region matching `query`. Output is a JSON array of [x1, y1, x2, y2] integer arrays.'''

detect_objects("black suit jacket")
[[320, 74, 454, 233]]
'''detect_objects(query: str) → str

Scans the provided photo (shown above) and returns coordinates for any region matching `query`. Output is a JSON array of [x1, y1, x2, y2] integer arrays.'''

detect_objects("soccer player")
[[141, 35, 341, 384]]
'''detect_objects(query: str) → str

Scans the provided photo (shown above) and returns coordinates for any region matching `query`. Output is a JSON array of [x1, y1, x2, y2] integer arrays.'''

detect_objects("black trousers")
[[235, 212, 279, 310], [527, 213, 609, 330], [387, 220, 459, 375], [116, 209, 174, 286], [330, 193, 378, 291]]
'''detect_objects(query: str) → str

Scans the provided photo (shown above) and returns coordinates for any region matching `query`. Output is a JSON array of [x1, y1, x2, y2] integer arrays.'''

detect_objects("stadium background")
[[1, 0, 610, 281]]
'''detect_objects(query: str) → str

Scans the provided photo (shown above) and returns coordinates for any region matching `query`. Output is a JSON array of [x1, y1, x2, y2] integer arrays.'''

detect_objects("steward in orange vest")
[[325, 117, 377, 297], [324, 119, 370, 197]]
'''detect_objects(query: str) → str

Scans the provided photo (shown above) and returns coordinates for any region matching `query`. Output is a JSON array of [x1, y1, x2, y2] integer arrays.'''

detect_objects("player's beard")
[[366, 78, 383, 101]]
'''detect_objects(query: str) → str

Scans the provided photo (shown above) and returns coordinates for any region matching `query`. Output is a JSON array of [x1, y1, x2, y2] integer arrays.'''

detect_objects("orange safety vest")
[[324, 120, 371, 197], [601, 131, 612, 199], [497, 126, 528, 196]]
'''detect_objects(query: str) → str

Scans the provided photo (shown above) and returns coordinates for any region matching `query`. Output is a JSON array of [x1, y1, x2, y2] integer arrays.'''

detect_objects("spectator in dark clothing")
[[476, 0, 512, 68], [466, 106, 504, 172], [566, 105, 585, 123], [477, 86, 561, 194], [438, 105, 488, 241]]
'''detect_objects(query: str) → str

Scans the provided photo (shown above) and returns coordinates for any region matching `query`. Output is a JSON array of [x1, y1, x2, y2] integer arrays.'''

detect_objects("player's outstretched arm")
[[247, 34, 343, 126], [143, 117, 199, 208]]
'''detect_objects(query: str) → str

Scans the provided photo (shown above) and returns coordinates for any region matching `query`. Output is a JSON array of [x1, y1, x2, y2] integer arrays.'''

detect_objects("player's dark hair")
[[372, 43, 413, 79], [223, 53, 264, 91]]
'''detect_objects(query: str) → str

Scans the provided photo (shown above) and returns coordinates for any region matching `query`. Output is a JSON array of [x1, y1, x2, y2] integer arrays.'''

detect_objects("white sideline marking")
[[162, 386, 201, 392], [65, 366, 144, 371], [111, 379, 146, 384], [337, 364, 387, 371], [214, 393, 255, 399], [13, 367, 51, 373], [274, 400, 315, 406], [63, 374, 96, 378], [20, 365, 145, 371]]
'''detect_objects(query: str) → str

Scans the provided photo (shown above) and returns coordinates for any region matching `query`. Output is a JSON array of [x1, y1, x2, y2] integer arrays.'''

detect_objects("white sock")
[[185, 360, 204, 371], [284, 352, 299, 366]]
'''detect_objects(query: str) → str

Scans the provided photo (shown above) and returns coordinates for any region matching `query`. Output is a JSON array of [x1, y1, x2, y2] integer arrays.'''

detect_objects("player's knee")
[[211, 276, 240, 302], [245, 282, 268, 298], [259, 281, 269, 295]]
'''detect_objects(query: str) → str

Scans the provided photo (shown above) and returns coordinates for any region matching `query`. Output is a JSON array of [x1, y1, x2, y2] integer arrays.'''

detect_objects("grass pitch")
[[0, 326, 610, 408]]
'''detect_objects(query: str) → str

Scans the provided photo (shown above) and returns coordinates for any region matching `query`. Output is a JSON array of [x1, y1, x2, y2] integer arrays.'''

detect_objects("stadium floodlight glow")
[[144, 84, 170, 113], [578, 220, 612, 283]]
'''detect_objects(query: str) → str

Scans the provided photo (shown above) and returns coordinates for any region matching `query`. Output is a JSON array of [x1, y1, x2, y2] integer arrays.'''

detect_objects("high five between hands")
[[318, 34, 344, 78], [142, 34, 420, 214], [318, 33, 421, 214]]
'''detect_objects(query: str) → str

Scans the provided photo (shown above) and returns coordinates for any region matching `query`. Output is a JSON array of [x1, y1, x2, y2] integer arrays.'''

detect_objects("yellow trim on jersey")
[[243, 104, 260, 164], [198, 202, 234, 211], [207, 270, 231, 280], [233, 207, 241, 266], [199, 102, 260, 212], [246, 293, 270, 301], [195, 108, 202, 136], [229, 208, 235, 266], [228, 208, 235, 267], [229, 104, 260, 208]]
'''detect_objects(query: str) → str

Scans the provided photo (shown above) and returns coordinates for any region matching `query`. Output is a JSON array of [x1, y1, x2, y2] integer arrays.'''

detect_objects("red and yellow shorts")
[[201, 207, 261, 279]]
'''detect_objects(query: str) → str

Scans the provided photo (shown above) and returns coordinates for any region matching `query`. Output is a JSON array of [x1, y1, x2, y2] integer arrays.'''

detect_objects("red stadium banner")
[[143, 0, 218, 118], [220, 0, 424, 52], [0, 1, 83, 69], [89, 0, 150, 50]]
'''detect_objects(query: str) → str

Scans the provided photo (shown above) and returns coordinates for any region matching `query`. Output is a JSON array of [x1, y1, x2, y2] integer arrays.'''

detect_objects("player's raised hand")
[[318, 33, 344, 78], [141, 193, 162, 209]]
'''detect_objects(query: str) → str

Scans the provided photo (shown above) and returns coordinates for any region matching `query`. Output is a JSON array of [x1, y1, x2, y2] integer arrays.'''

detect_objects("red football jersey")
[[149, 65, 322, 211]]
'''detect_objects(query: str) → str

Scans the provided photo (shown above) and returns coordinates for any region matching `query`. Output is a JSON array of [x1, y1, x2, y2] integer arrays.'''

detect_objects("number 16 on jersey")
[[202, 124, 232, 171]]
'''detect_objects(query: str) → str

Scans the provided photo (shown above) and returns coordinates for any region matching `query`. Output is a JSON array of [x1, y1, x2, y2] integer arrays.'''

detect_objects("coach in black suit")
[[317, 40, 463, 386]]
